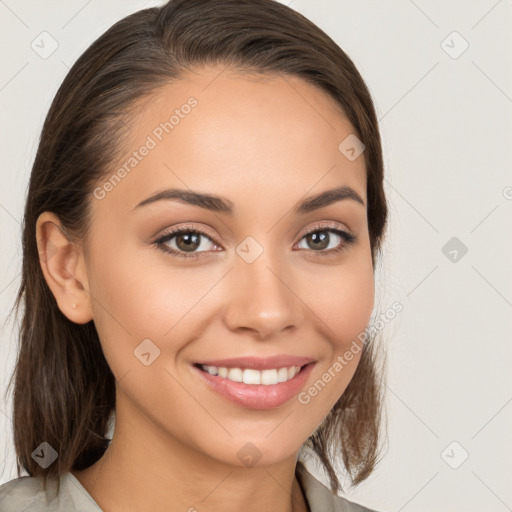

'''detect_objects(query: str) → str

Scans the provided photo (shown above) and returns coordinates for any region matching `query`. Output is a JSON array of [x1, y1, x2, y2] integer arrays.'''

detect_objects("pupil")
[[307, 231, 328, 250], [177, 233, 200, 252]]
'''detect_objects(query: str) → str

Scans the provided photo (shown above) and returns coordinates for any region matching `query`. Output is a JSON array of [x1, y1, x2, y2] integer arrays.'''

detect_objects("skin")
[[36, 66, 374, 512]]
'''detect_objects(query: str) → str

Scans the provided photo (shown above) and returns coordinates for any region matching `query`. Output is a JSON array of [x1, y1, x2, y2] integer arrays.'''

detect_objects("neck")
[[72, 396, 309, 512]]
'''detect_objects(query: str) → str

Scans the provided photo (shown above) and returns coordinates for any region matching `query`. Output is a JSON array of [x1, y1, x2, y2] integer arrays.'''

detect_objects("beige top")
[[0, 460, 379, 512]]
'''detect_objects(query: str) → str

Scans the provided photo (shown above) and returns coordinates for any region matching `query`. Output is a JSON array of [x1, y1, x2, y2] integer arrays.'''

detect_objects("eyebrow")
[[132, 185, 365, 215]]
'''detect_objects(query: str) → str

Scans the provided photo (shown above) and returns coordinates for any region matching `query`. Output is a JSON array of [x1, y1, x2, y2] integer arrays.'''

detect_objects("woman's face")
[[79, 66, 374, 467]]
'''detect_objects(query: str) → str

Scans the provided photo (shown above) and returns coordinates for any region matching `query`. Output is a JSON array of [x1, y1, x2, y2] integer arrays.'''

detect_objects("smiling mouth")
[[193, 363, 309, 385]]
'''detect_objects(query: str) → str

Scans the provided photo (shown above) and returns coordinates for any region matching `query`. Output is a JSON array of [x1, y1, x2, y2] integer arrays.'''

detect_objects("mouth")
[[191, 361, 316, 409], [193, 362, 309, 385]]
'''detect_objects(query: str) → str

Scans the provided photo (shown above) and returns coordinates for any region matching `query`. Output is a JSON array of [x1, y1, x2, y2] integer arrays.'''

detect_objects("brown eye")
[[153, 224, 356, 261], [304, 231, 330, 251], [297, 227, 355, 254], [175, 232, 201, 252], [155, 228, 219, 259]]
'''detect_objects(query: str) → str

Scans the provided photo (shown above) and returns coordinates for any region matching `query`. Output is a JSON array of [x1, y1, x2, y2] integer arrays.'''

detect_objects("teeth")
[[228, 367, 243, 382], [277, 367, 289, 382], [200, 365, 302, 385], [261, 369, 277, 385], [243, 369, 261, 385]]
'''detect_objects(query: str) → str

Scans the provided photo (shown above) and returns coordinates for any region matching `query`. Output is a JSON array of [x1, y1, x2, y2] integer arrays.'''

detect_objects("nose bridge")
[[223, 242, 303, 338]]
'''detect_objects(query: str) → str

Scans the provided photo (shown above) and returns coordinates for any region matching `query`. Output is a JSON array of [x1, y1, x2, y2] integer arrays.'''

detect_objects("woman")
[[0, 0, 388, 510]]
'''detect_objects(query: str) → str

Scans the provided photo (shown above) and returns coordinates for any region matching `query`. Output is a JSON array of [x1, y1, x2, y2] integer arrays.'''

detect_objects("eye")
[[295, 222, 356, 256], [154, 226, 220, 260], [153, 222, 356, 260]]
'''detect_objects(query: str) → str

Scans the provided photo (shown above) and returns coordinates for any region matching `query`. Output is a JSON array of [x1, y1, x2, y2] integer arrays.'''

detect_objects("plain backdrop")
[[1, 1, 511, 511]]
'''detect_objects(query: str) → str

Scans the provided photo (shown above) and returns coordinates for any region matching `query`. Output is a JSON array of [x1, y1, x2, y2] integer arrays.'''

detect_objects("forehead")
[[93, 66, 367, 218]]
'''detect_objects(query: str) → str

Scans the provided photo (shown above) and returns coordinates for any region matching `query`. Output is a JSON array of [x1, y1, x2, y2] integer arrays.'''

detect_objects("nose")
[[222, 250, 305, 340]]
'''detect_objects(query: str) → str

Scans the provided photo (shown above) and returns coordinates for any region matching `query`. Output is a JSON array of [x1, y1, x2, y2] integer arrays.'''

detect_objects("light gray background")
[[1, 1, 511, 511]]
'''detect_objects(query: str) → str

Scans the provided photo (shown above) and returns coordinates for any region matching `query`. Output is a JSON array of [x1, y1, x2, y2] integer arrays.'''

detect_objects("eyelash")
[[153, 222, 356, 261]]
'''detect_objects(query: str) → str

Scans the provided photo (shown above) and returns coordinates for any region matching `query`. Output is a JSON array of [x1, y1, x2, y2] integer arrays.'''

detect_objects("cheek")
[[297, 255, 374, 414], [86, 238, 217, 376], [309, 256, 375, 349], [84, 237, 168, 371]]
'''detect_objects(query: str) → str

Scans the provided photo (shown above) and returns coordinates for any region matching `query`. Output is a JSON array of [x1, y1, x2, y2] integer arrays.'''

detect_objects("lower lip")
[[192, 363, 316, 410]]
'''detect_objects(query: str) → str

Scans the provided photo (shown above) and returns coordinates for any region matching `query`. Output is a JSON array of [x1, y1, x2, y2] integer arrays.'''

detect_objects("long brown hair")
[[5, 0, 388, 495]]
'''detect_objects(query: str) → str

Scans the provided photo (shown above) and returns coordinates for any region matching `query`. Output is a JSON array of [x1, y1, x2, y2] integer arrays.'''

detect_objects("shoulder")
[[0, 473, 101, 512], [295, 461, 383, 512], [0, 474, 58, 511]]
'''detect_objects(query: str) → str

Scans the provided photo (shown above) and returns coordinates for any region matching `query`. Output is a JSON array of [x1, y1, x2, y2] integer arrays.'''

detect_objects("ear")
[[35, 212, 93, 324]]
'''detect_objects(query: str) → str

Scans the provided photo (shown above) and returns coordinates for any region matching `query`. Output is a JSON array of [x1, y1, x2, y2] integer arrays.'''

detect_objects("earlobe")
[[35, 212, 93, 324]]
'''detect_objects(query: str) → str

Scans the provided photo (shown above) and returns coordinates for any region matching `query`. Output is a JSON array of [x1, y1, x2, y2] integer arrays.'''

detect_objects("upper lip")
[[194, 355, 316, 371]]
